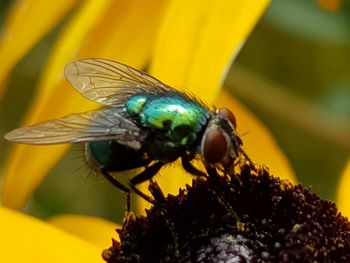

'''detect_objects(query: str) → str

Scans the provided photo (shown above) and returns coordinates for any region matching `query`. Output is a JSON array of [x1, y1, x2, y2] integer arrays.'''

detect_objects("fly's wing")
[[64, 58, 174, 106], [5, 108, 146, 149]]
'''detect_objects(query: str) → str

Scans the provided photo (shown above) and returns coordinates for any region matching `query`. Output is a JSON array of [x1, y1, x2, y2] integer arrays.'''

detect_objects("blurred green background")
[[0, 0, 349, 224]]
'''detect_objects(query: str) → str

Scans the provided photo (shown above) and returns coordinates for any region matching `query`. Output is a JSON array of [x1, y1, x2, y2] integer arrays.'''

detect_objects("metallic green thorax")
[[126, 93, 210, 148]]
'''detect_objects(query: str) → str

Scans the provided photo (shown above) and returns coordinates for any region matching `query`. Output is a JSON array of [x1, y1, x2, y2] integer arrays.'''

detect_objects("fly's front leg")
[[181, 156, 207, 177], [129, 162, 164, 204]]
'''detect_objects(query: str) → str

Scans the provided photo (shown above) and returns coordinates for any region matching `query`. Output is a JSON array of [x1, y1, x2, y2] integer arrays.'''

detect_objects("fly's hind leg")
[[101, 169, 131, 212], [129, 162, 164, 205]]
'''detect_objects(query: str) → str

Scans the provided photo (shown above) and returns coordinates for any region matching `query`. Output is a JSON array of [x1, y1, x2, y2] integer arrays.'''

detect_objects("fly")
[[5, 58, 246, 211]]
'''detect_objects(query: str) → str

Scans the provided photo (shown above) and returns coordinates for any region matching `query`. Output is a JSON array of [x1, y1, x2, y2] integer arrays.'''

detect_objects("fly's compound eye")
[[216, 107, 237, 129], [201, 127, 228, 164]]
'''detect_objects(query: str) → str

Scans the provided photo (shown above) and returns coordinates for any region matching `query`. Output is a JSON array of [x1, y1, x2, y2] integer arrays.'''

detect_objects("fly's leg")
[[181, 156, 207, 177], [148, 178, 166, 203], [101, 169, 131, 212], [204, 165, 217, 176], [129, 162, 164, 204]]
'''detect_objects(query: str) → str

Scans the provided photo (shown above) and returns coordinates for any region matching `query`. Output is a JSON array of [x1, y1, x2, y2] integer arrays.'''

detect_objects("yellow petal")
[[138, 0, 271, 213], [0, 0, 79, 96], [0, 207, 103, 263], [79, 0, 168, 66], [48, 215, 119, 249], [217, 90, 296, 183], [151, 0, 271, 102], [2, 144, 70, 209], [31, 0, 112, 109], [337, 156, 350, 217]]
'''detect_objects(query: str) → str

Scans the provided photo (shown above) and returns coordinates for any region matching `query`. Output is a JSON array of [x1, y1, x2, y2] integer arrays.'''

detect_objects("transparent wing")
[[64, 58, 173, 106], [5, 108, 146, 149]]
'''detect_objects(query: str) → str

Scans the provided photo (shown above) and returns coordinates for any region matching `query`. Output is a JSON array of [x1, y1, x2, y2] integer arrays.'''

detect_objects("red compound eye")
[[202, 128, 228, 163], [217, 107, 237, 129]]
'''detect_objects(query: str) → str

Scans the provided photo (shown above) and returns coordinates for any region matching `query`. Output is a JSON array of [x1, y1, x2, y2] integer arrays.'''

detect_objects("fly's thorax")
[[125, 95, 148, 116], [201, 108, 242, 170], [126, 93, 211, 153]]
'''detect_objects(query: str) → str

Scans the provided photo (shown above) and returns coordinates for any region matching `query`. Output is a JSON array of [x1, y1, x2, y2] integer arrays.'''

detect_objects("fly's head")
[[201, 108, 243, 172]]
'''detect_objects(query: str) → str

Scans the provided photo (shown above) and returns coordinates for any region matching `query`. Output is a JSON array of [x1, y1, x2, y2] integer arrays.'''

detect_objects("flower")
[[104, 162, 350, 262], [0, 2, 349, 262]]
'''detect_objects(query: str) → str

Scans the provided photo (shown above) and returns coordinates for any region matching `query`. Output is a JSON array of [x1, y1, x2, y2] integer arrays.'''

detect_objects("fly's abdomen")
[[126, 94, 210, 147], [85, 141, 150, 172]]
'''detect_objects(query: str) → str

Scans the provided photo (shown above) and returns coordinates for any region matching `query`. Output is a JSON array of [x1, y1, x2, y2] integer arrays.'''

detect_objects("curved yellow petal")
[[32, 0, 112, 109], [337, 156, 350, 217], [0, 0, 79, 96], [0, 207, 103, 263], [48, 215, 119, 249], [151, 0, 271, 102], [2, 0, 111, 209], [138, 0, 271, 213], [217, 90, 296, 183], [2, 143, 70, 209], [79, 0, 168, 66]]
